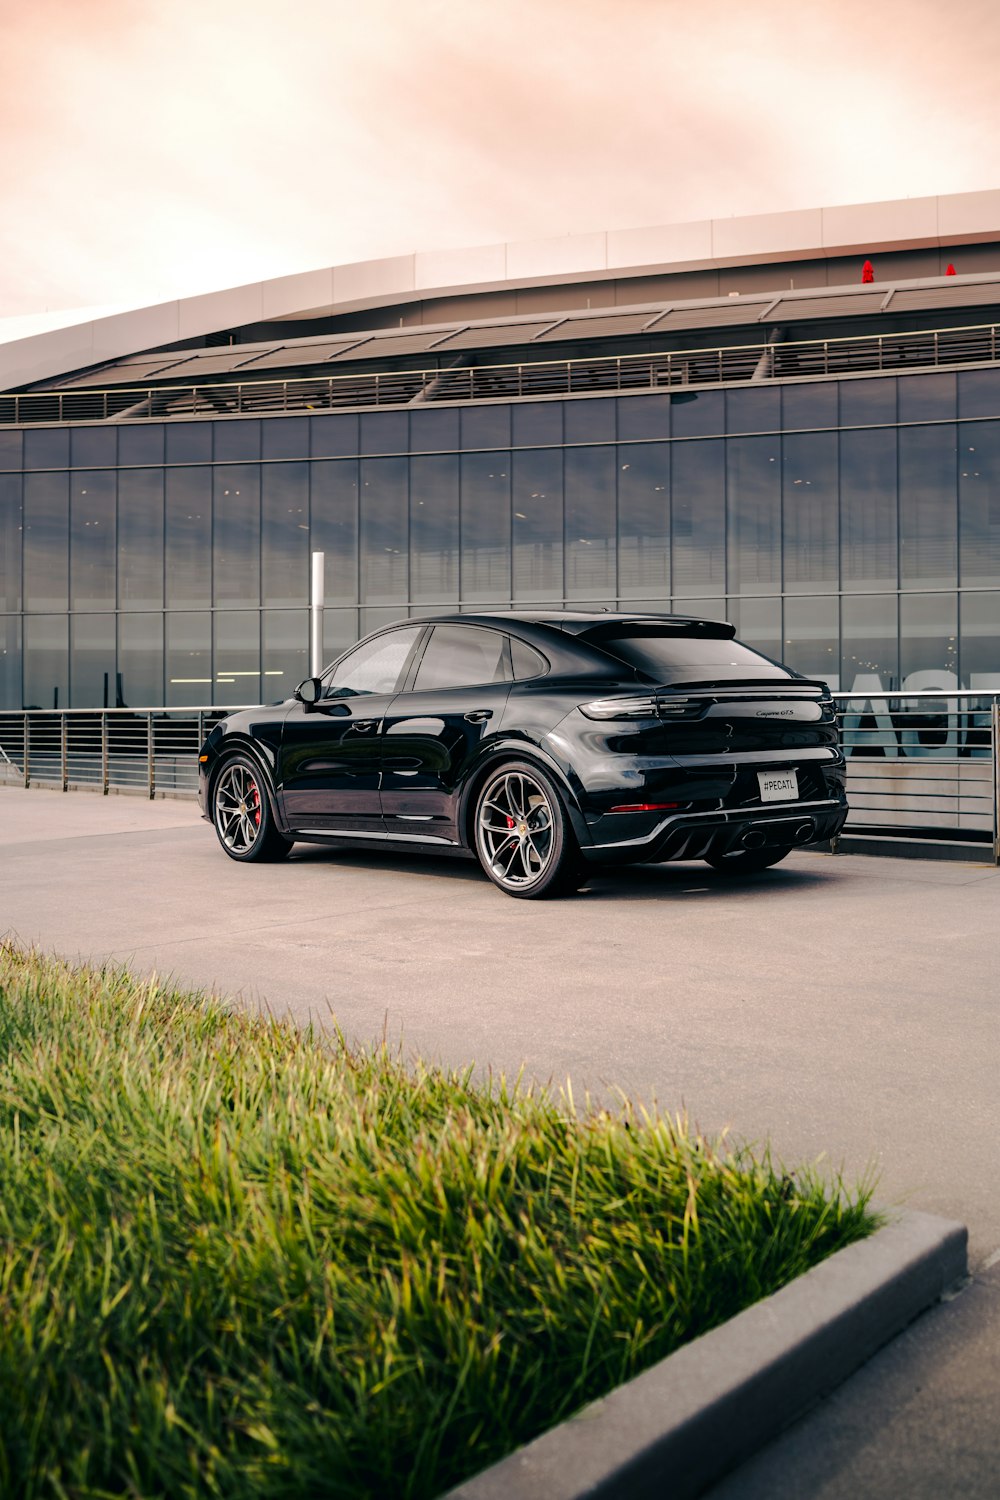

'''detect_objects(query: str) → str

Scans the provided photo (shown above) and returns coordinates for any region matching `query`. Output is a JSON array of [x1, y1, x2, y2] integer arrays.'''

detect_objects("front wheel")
[[704, 844, 793, 874], [212, 755, 293, 863], [474, 762, 585, 899]]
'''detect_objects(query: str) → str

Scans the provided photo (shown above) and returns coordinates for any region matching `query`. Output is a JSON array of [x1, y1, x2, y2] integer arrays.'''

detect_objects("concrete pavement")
[[1, 784, 998, 1496]]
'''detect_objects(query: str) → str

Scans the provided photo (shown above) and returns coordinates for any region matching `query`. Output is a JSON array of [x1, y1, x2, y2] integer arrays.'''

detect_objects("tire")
[[704, 844, 794, 874], [473, 761, 585, 900], [212, 754, 293, 863]]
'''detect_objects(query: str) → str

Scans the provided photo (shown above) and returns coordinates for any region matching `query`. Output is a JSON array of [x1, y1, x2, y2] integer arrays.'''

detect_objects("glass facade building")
[[2, 367, 1000, 711]]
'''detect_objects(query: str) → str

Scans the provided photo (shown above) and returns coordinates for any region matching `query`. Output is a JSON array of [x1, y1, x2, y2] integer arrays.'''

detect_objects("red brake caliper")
[[250, 783, 261, 826], [505, 816, 516, 829]]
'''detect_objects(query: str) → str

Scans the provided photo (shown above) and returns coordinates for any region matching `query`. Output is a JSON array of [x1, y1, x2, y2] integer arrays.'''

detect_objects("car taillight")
[[579, 695, 693, 720], [609, 802, 680, 812]]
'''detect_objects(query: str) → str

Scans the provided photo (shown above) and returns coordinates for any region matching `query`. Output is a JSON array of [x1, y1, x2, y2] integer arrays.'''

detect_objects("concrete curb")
[[443, 1209, 967, 1500]]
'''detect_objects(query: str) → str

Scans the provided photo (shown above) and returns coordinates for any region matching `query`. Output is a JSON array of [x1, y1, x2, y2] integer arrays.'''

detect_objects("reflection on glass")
[[70, 470, 115, 611], [512, 402, 562, 447], [262, 610, 307, 701], [958, 421, 1000, 587], [726, 387, 780, 435], [70, 613, 116, 707], [0, 614, 20, 710], [214, 466, 260, 607], [839, 378, 896, 427], [165, 423, 211, 464], [0, 431, 22, 471], [958, 368, 1000, 420], [565, 446, 615, 598], [165, 468, 211, 608], [261, 418, 308, 460], [360, 457, 408, 603], [460, 405, 510, 450], [70, 426, 116, 469], [617, 444, 669, 599], [897, 373, 956, 424], [0, 474, 21, 612], [959, 592, 1000, 690], [409, 408, 459, 454], [782, 432, 838, 591], [323, 608, 360, 666], [616, 394, 669, 442], [840, 428, 897, 590], [730, 596, 781, 660], [310, 413, 359, 458], [841, 594, 898, 692], [214, 421, 261, 462], [781, 382, 837, 431], [214, 610, 260, 708], [311, 460, 358, 603], [727, 436, 780, 594], [23, 472, 69, 611], [118, 469, 164, 610], [899, 425, 957, 588], [118, 425, 164, 466], [23, 428, 69, 470], [670, 389, 724, 438], [783, 595, 839, 686], [565, 398, 614, 444], [23, 614, 68, 709], [461, 452, 510, 601], [410, 454, 459, 601], [262, 463, 309, 607], [118, 612, 163, 708], [360, 411, 408, 456], [672, 440, 724, 596], [900, 593, 958, 682], [512, 448, 562, 600], [166, 612, 212, 707]]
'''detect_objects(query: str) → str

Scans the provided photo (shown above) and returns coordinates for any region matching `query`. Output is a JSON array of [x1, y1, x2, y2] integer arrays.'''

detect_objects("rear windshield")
[[591, 631, 790, 683]]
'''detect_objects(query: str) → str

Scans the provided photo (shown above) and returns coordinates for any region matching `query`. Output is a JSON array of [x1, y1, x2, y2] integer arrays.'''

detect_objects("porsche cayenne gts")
[[198, 611, 848, 899]]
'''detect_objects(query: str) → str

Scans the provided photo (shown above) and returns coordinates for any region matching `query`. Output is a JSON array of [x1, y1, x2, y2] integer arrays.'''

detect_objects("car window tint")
[[593, 631, 789, 683], [323, 627, 422, 697], [510, 638, 548, 680], [412, 625, 508, 691]]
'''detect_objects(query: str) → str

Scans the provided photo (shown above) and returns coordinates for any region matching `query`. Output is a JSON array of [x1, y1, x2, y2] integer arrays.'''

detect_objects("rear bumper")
[[581, 796, 848, 866]]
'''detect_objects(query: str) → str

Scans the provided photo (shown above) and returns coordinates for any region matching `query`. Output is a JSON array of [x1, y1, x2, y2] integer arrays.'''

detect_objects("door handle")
[[464, 709, 493, 724], [349, 719, 376, 733]]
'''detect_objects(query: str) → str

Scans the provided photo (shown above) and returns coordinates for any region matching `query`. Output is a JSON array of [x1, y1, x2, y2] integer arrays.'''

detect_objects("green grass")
[[0, 943, 877, 1500]]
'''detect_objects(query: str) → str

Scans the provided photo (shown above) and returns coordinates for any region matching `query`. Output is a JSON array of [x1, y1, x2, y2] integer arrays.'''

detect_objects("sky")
[[1, 0, 999, 324]]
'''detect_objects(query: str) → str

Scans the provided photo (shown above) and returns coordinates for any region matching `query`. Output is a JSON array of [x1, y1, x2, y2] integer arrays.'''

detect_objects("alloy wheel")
[[476, 768, 557, 892], [214, 762, 264, 855]]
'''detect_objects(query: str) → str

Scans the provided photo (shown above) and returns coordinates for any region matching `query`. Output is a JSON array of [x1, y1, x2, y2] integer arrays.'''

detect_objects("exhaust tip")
[[792, 820, 815, 844], [741, 829, 767, 849]]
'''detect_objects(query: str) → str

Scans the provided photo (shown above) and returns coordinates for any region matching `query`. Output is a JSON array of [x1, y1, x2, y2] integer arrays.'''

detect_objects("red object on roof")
[[861, 259, 874, 284], [946, 263, 957, 275]]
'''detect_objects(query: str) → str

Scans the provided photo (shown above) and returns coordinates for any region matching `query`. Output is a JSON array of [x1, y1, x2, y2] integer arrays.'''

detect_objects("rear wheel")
[[212, 755, 293, 863], [474, 762, 585, 899], [704, 844, 793, 874]]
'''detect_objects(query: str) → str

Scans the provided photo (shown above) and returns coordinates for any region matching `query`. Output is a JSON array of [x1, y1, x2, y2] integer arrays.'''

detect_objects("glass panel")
[[261, 462, 308, 607], [262, 610, 307, 701], [412, 624, 506, 690], [165, 422, 211, 463], [261, 417, 308, 460], [959, 421, 1000, 587], [729, 596, 782, 661], [460, 451, 510, 602], [840, 428, 897, 590], [310, 413, 359, 457], [616, 394, 669, 441], [0, 614, 20, 710], [70, 470, 115, 611], [323, 608, 359, 666], [841, 594, 898, 692], [118, 425, 164, 466], [360, 411, 408, 456], [726, 386, 779, 435], [311, 460, 358, 603], [213, 420, 260, 462], [460, 405, 511, 449], [900, 593, 958, 684], [70, 613, 116, 707], [617, 444, 669, 600], [323, 626, 422, 697], [512, 448, 562, 601], [410, 454, 459, 602], [594, 627, 787, 684], [783, 595, 840, 688], [565, 445, 615, 598], [70, 426, 116, 468], [409, 408, 459, 453], [213, 465, 260, 607], [897, 373, 956, 424], [164, 468, 211, 608], [360, 457, 408, 604], [0, 431, 22, 470], [670, 389, 724, 437], [565, 398, 614, 444], [899, 425, 957, 588], [118, 612, 163, 708], [839, 378, 896, 426], [511, 638, 547, 679], [166, 612, 212, 707], [360, 606, 408, 635], [23, 471, 69, 611], [118, 469, 164, 610], [781, 382, 837, 430], [958, 368, 1000, 420], [23, 428, 69, 469], [214, 610, 261, 708], [512, 402, 562, 446], [671, 439, 724, 596], [782, 431, 838, 591], [961, 592, 1000, 690], [0, 473, 21, 612], [726, 435, 781, 594], [23, 614, 68, 709]]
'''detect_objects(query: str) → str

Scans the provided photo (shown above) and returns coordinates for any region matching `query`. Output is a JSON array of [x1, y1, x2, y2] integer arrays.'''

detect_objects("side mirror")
[[294, 676, 322, 705]]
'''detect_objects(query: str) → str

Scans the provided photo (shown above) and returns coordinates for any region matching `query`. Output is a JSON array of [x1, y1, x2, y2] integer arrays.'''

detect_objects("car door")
[[278, 625, 423, 834], [380, 623, 513, 844]]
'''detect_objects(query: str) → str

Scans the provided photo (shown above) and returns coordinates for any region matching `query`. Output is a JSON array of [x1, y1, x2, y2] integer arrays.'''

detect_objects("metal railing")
[[2, 695, 998, 863], [3, 320, 999, 426]]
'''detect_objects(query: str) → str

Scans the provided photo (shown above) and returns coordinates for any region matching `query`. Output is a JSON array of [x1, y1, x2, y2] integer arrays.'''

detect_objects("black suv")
[[198, 611, 847, 899]]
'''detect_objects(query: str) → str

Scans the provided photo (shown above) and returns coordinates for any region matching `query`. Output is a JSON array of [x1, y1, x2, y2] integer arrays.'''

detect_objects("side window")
[[323, 627, 422, 698], [510, 637, 548, 681], [412, 625, 508, 691]]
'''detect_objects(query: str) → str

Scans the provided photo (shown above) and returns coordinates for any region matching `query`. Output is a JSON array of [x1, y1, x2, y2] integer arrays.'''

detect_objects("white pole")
[[310, 551, 325, 679]]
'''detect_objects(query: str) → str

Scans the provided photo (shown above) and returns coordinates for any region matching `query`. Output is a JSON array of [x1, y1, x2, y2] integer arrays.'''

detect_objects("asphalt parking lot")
[[2, 784, 999, 1497]]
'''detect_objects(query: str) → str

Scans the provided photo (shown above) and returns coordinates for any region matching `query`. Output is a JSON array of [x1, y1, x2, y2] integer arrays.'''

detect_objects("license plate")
[[758, 769, 798, 802]]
